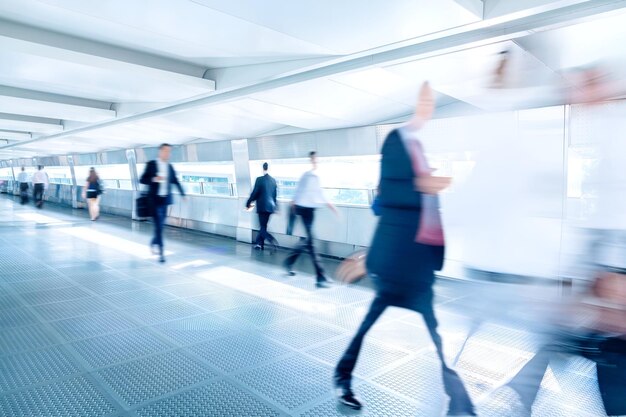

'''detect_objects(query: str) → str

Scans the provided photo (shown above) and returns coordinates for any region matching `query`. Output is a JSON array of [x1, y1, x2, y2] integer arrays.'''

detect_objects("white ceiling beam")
[[0, 113, 63, 134], [0, 130, 31, 141], [1, 0, 625, 151], [0, 18, 215, 91], [0, 86, 115, 122]]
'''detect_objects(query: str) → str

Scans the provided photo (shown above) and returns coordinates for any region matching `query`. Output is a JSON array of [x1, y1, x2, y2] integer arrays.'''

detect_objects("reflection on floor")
[[0, 196, 610, 416]]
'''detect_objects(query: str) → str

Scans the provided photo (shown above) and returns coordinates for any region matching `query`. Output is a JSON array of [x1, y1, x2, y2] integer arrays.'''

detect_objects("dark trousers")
[[33, 183, 44, 208], [19, 182, 29, 205], [285, 206, 325, 279], [336, 290, 475, 414], [255, 212, 276, 248], [151, 197, 168, 255], [507, 334, 626, 415]]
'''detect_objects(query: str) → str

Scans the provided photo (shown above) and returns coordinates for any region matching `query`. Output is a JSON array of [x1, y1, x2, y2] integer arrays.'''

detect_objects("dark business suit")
[[246, 173, 278, 249], [335, 129, 475, 415], [140, 160, 185, 256]]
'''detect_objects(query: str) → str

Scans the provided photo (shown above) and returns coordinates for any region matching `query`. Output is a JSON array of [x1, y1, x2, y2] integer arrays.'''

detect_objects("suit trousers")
[[335, 289, 475, 414], [33, 183, 45, 208], [151, 196, 168, 255], [255, 212, 276, 248], [285, 206, 325, 279]]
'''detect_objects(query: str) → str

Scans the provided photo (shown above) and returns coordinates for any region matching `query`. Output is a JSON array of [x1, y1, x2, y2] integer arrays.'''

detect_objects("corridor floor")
[[0, 196, 608, 416]]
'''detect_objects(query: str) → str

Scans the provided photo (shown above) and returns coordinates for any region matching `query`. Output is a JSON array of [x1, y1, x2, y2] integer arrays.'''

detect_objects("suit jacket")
[[246, 173, 277, 213], [366, 129, 445, 296], [139, 160, 185, 206]]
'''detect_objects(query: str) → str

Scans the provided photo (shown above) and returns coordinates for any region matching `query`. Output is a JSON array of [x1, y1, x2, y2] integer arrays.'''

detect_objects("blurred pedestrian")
[[284, 151, 338, 288], [31, 165, 48, 209], [140, 143, 185, 263], [246, 162, 279, 252], [82, 167, 103, 221], [334, 82, 475, 416], [17, 166, 29, 205]]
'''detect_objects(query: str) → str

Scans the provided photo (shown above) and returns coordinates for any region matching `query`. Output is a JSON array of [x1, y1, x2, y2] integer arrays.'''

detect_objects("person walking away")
[[17, 167, 29, 205], [334, 82, 476, 416], [32, 165, 48, 209], [140, 143, 185, 263], [246, 162, 279, 252], [82, 167, 103, 221], [283, 151, 337, 288]]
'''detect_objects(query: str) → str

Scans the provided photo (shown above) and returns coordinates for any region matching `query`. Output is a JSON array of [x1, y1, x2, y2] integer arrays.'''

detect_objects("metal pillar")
[[231, 139, 253, 243]]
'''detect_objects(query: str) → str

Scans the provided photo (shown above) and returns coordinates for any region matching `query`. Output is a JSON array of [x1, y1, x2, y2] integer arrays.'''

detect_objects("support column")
[[231, 139, 253, 243], [67, 155, 78, 208], [127, 149, 140, 220], [9, 159, 16, 195]]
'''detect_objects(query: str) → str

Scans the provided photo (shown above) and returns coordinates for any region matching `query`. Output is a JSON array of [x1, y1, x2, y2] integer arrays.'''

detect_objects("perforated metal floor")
[[0, 196, 616, 416]]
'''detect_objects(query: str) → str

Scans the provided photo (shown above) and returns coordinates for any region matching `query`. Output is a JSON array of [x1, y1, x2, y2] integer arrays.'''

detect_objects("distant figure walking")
[[246, 162, 279, 252], [17, 167, 29, 205], [284, 151, 337, 288], [31, 165, 48, 209], [82, 167, 103, 221], [140, 143, 185, 263]]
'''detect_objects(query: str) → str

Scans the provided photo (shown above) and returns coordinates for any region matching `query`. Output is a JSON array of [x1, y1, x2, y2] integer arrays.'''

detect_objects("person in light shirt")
[[139, 143, 185, 263], [17, 166, 29, 205], [31, 165, 49, 209], [283, 151, 337, 288]]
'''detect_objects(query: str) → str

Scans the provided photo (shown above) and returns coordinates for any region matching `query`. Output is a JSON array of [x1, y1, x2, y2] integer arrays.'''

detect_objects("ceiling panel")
[[191, 0, 480, 54], [252, 78, 414, 124], [516, 9, 626, 70], [207, 98, 345, 130], [385, 41, 562, 110], [0, 0, 333, 67]]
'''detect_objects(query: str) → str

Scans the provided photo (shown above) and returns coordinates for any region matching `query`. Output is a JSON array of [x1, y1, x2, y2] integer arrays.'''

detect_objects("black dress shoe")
[[315, 276, 332, 288], [158, 256, 166, 263], [269, 242, 278, 254], [445, 409, 477, 416], [283, 261, 295, 276], [336, 387, 362, 410]]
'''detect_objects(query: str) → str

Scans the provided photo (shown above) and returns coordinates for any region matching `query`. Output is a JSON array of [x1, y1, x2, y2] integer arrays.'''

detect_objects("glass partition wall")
[[249, 155, 381, 205]]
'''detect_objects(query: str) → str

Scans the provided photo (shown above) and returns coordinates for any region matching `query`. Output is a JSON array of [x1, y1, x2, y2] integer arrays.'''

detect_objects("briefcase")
[[286, 205, 296, 235], [136, 195, 151, 218]]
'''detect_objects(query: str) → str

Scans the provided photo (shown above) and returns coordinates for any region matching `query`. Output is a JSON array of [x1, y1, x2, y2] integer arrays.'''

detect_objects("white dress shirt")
[[156, 159, 169, 196], [32, 170, 49, 188], [17, 171, 28, 183], [293, 170, 328, 208]]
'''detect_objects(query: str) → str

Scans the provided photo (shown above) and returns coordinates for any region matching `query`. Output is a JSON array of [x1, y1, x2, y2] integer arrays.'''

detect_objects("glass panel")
[[75, 164, 132, 190], [0, 167, 13, 180], [175, 162, 236, 196], [248, 155, 380, 205], [46, 166, 72, 184]]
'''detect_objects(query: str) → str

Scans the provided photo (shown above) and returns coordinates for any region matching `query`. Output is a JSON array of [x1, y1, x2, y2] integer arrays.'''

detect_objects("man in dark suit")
[[140, 143, 185, 263], [246, 162, 279, 252]]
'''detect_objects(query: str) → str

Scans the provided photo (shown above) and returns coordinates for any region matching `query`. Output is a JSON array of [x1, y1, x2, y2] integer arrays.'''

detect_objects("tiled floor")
[[0, 196, 611, 416]]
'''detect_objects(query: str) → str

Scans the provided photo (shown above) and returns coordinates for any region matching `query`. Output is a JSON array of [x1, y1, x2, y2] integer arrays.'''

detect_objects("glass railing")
[[49, 178, 72, 185], [179, 181, 236, 197], [278, 187, 374, 206]]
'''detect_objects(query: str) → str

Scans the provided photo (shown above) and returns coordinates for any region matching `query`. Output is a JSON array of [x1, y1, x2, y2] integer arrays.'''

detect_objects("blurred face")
[[159, 146, 171, 161], [416, 83, 435, 123]]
